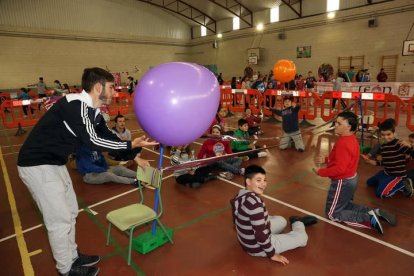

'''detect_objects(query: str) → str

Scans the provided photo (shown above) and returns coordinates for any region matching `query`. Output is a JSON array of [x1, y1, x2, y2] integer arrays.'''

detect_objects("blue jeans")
[[366, 170, 405, 198]]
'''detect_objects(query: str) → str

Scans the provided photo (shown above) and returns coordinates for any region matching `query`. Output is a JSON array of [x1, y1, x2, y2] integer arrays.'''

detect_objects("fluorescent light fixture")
[[201, 25, 206, 37], [256, 23, 264, 31], [233, 17, 240, 30], [270, 6, 280, 23]]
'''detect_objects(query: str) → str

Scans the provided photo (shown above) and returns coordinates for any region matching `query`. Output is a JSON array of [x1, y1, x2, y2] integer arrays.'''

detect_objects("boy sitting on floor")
[[363, 119, 414, 198], [230, 165, 317, 265]]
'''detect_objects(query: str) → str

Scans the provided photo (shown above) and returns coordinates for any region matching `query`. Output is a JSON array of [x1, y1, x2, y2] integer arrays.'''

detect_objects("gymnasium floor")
[[0, 110, 413, 275]]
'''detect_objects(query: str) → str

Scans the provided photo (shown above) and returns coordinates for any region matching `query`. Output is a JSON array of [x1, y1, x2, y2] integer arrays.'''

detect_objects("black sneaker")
[[403, 178, 413, 197], [368, 210, 384, 234], [72, 252, 100, 267], [289, 215, 318, 227], [60, 265, 99, 276], [375, 208, 397, 226]]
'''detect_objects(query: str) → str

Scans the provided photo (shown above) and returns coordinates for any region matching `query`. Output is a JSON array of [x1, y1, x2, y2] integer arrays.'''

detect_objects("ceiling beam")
[[281, 0, 302, 18], [208, 0, 253, 27], [137, 0, 216, 33]]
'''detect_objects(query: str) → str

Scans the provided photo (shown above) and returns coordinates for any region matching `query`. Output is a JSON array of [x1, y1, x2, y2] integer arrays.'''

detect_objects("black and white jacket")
[[18, 91, 130, 167]]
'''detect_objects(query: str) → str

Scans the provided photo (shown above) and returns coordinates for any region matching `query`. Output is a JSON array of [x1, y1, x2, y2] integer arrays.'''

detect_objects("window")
[[200, 25, 206, 37], [327, 0, 339, 12], [270, 7, 280, 23], [233, 17, 240, 30]]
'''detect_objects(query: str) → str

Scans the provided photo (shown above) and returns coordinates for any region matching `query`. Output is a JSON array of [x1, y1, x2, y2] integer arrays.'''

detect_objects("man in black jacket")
[[17, 67, 157, 276]]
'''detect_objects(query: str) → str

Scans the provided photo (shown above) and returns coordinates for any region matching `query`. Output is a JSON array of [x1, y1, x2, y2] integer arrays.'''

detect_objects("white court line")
[[217, 176, 414, 258], [0, 174, 174, 244]]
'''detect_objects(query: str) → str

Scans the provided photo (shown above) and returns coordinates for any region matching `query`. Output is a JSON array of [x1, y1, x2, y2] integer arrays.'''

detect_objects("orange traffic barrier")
[[220, 88, 233, 110], [106, 92, 130, 116], [228, 89, 247, 113], [0, 99, 44, 135], [406, 97, 414, 131]]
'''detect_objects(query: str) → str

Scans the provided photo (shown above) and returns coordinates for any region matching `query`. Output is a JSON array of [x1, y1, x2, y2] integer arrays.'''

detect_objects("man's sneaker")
[[403, 178, 413, 197], [289, 215, 318, 227], [368, 210, 384, 234], [60, 265, 99, 276], [72, 251, 100, 267], [375, 208, 397, 226]]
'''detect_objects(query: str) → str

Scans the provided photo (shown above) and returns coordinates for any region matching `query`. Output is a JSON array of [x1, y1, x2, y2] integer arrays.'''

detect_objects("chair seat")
[[107, 204, 156, 231]]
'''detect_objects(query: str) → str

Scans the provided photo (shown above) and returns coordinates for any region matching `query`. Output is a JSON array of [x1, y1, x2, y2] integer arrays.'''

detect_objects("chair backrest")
[[136, 166, 165, 216], [136, 166, 162, 189]]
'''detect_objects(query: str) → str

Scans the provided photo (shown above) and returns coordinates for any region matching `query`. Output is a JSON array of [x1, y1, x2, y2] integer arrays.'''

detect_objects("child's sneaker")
[[219, 172, 234, 180], [374, 208, 397, 226], [403, 178, 413, 197], [368, 210, 384, 234], [240, 168, 245, 175], [239, 156, 249, 162], [258, 151, 268, 158], [289, 215, 318, 227]]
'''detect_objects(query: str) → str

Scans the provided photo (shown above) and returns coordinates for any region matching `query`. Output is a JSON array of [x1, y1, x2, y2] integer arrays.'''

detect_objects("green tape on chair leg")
[[132, 227, 173, 254]]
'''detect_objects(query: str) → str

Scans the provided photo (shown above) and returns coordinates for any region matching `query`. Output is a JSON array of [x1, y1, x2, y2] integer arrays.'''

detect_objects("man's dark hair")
[[379, 119, 395, 133], [338, 111, 358, 132], [81, 67, 114, 92], [114, 114, 125, 123], [238, 118, 248, 127], [244, 165, 266, 187]]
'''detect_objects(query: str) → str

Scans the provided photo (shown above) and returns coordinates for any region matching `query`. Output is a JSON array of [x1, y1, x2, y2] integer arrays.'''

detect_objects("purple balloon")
[[134, 62, 220, 146]]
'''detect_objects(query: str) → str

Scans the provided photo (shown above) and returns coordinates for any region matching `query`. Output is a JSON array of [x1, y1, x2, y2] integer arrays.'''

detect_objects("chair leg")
[[128, 229, 133, 266], [106, 223, 112, 245], [157, 219, 174, 244]]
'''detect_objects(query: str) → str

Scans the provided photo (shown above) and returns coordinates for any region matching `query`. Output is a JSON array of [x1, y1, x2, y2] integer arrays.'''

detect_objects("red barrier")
[[263, 90, 279, 116], [220, 88, 233, 110], [245, 90, 264, 115], [406, 97, 414, 131], [106, 92, 130, 116], [0, 99, 44, 131], [228, 89, 247, 113]]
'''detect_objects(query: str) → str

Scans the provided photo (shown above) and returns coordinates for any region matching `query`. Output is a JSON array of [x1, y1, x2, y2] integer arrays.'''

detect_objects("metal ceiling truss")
[[281, 0, 302, 18], [137, 0, 216, 33], [208, 0, 253, 28]]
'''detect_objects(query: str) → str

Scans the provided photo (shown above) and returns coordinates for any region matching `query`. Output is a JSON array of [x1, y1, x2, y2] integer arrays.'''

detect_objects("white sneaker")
[[258, 151, 268, 158]]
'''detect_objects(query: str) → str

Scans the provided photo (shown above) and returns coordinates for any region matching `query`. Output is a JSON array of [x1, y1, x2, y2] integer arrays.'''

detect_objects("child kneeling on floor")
[[230, 165, 317, 265]]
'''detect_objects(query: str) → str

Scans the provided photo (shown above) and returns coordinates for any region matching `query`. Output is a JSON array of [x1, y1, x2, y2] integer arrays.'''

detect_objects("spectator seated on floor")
[[108, 114, 141, 161], [198, 124, 244, 180], [76, 144, 143, 187], [171, 145, 216, 188], [243, 107, 264, 137]]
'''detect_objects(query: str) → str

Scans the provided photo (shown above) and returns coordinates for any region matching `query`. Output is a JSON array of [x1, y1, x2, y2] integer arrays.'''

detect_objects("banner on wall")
[[315, 82, 414, 99], [111, 72, 122, 86]]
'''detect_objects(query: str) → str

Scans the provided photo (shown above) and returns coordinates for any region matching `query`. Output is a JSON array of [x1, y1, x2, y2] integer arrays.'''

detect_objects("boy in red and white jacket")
[[314, 112, 396, 234]]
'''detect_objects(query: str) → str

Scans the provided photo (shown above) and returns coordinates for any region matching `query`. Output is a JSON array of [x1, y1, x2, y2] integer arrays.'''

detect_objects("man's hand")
[[312, 168, 319, 175], [270, 254, 289, 265], [132, 135, 159, 148]]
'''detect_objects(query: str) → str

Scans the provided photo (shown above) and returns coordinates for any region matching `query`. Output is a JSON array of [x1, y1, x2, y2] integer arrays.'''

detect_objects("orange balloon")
[[273, 60, 296, 83]]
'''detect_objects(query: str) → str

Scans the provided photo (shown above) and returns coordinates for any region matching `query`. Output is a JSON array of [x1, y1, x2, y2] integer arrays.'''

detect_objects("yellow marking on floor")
[[0, 148, 34, 275], [28, 249, 42, 257]]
